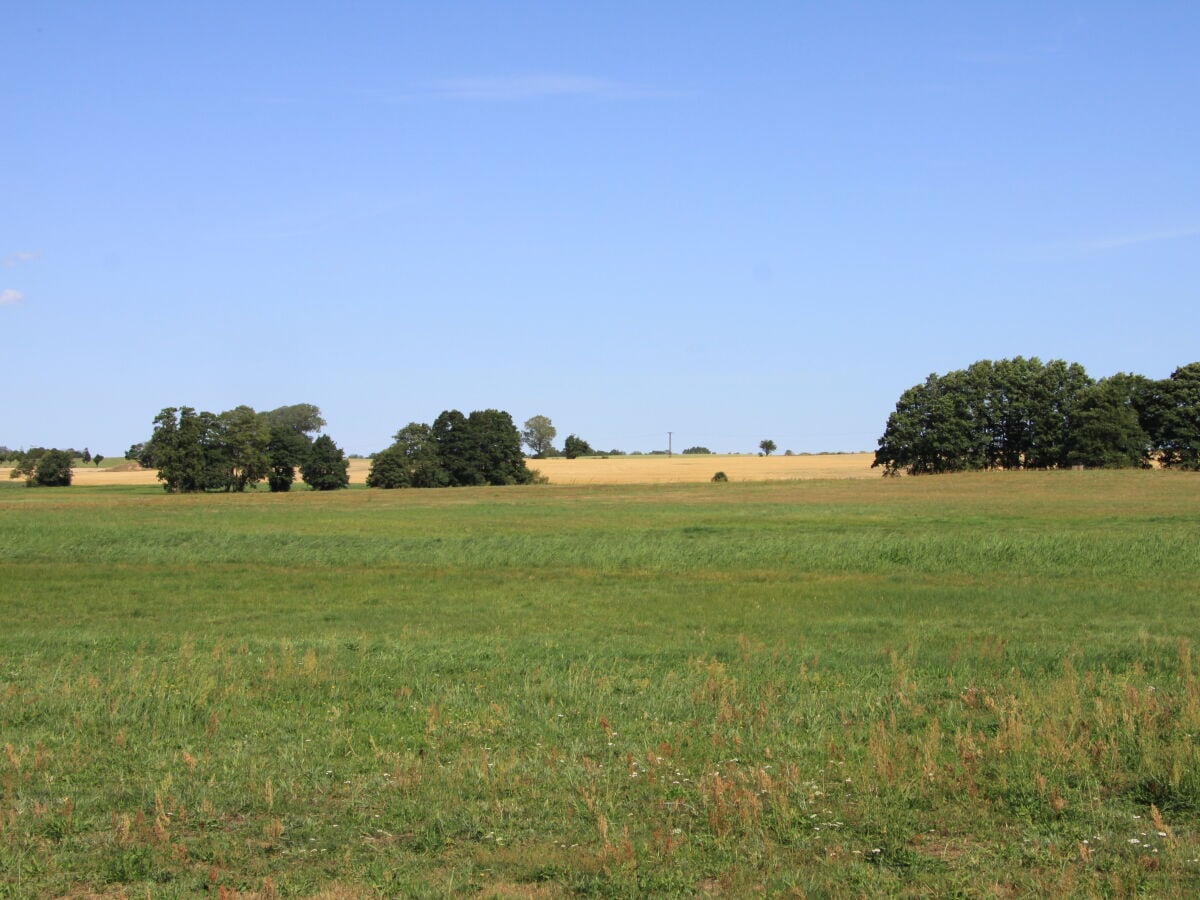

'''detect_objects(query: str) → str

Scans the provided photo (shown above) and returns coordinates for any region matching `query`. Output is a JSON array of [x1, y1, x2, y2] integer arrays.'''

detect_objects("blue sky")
[[4, 2, 1197, 456]]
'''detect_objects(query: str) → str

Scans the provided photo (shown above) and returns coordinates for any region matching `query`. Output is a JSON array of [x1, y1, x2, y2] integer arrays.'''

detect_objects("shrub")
[[711, 471, 728, 482]]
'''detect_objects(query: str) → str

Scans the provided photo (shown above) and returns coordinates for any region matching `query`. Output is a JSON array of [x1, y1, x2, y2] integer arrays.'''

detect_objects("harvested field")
[[529, 452, 875, 484], [67, 452, 877, 487]]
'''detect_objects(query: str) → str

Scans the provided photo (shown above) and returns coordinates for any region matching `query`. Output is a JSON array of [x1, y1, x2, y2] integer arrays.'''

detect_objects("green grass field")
[[2, 471, 1200, 897]]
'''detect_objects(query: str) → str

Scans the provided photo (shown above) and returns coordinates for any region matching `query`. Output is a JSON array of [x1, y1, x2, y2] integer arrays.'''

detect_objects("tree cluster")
[[874, 358, 1200, 475], [139, 403, 347, 492], [367, 409, 533, 489], [8, 448, 74, 487]]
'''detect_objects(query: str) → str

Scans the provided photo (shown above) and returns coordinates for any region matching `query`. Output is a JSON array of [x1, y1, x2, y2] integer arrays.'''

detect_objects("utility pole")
[[668, 432, 673, 456]]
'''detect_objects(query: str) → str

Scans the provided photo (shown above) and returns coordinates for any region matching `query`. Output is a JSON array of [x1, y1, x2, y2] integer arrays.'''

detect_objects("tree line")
[[127, 404, 535, 492], [874, 358, 1200, 475]]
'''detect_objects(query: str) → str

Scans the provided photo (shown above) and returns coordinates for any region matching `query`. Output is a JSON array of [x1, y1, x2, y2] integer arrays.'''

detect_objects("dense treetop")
[[874, 358, 1200, 475], [8, 448, 74, 487], [139, 403, 337, 493], [368, 409, 533, 489]]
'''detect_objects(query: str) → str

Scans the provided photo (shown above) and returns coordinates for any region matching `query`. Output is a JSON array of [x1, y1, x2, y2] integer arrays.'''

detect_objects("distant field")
[[69, 452, 876, 487], [531, 452, 874, 484], [2, 470, 1199, 896]]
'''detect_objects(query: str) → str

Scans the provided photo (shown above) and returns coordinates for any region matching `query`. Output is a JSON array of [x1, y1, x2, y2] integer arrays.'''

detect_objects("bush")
[[711, 471, 728, 482]]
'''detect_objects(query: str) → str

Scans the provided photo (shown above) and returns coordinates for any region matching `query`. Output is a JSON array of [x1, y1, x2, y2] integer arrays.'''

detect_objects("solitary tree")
[[302, 434, 350, 490], [93, 454, 104, 466], [521, 415, 558, 458], [759, 439, 777, 456]]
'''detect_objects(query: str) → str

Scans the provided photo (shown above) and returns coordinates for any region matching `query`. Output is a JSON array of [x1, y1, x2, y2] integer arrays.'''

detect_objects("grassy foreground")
[[2, 472, 1200, 897]]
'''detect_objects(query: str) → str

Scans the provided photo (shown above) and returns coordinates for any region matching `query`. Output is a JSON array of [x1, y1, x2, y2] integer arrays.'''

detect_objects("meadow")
[[2, 470, 1199, 897]]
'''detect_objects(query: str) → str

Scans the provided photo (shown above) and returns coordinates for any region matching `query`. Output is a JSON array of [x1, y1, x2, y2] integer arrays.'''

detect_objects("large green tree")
[[302, 434, 350, 491], [1145, 362, 1200, 469], [267, 425, 312, 492], [219, 405, 272, 492], [367, 423, 448, 489], [874, 368, 992, 475], [521, 415, 558, 458], [432, 409, 532, 486], [149, 407, 228, 493], [562, 434, 593, 459], [1065, 375, 1153, 469], [263, 403, 326, 438]]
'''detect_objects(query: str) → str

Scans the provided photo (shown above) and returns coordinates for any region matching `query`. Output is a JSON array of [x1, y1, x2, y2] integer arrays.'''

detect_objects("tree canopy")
[[263, 403, 326, 438], [302, 435, 350, 491], [562, 434, 593, 459], [8, 448, 74, 486], [369, 410, 532, 489], [874, 358, 1199, 475], [142, 404, 329, 492], [367, 423, 448, 489], [521, 415, 557, 458]]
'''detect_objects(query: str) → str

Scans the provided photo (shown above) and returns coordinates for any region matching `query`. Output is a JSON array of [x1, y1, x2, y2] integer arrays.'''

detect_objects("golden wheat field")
[[69, 453, 876, 486], [527, 452, 875, 484]]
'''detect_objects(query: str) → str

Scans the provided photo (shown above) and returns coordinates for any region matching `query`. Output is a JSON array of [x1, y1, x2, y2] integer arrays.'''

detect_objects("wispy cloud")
[[1073, 226, 1200, 253], [0, 288, 24, 306], [1017, 225, 1200, 264], [1, 250, 41, 268], [431, 74, 663, 102]]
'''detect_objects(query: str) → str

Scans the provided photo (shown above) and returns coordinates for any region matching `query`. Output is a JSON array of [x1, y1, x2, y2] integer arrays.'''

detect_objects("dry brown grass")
[[68, 453, 876, 487]]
